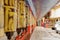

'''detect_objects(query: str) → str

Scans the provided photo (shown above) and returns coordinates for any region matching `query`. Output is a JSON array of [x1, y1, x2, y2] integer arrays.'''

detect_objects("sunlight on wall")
[[50, 8, 60, 18]]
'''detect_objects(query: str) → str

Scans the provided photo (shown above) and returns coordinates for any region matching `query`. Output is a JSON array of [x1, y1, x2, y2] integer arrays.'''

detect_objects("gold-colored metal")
[[4, 0, 17, 32], [18, 0, 26, 28], [4, 7, 15, 32], [4, 0, 14, 6]]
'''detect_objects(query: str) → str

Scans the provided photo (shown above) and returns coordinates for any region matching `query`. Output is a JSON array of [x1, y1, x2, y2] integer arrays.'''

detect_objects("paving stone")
[[30, 27, 60, 40]]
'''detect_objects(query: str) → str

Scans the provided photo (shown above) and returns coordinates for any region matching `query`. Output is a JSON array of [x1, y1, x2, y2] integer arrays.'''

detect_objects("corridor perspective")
[[0, 0, 60, 40]]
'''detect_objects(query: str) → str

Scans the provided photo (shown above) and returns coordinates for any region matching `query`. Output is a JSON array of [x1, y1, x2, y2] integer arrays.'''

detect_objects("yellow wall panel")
[[4, 7, 15, 32], [4, 0, 17, 32], [4, 0, 14, 6], [18, 0, 26, 28]]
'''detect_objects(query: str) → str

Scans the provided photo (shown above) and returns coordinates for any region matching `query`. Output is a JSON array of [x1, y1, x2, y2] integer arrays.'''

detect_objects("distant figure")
[[41, 20, 45, 27], [45, 20, 49, 28]]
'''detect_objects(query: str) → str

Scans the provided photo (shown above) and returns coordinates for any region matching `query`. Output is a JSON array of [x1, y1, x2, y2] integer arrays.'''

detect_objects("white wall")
[[50, 8, 60, 18]]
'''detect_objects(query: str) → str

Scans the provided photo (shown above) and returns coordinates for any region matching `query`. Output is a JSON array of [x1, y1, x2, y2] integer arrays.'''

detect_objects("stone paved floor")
[[30, 27, 60, 40]]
